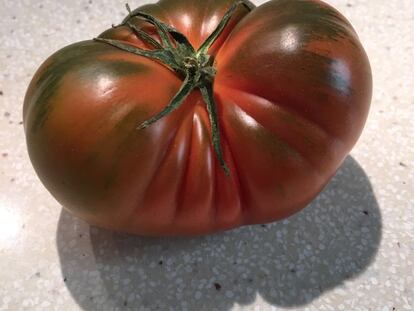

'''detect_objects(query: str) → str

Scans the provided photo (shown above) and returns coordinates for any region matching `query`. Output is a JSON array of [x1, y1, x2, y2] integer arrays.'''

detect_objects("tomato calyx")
[[94, 1, 253, 176]]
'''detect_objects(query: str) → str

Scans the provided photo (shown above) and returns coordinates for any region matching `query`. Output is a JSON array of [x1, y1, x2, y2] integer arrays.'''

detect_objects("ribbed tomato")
[[24, 0, 372, 236]]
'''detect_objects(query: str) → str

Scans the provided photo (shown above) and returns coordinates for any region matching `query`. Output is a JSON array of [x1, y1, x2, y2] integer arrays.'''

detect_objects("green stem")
[[198, 0, 242, 55], [127, 11, 175, 50], [137, 73, 195, 130], [200, 84, 231, 176], [126, 21, 163, 49], [94, 37, 182, 73], [95, 1, 254, 176]]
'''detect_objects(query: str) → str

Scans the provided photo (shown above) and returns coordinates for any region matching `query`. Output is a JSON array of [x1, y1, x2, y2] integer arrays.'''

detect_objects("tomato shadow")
[[56, 156, 382, 310]]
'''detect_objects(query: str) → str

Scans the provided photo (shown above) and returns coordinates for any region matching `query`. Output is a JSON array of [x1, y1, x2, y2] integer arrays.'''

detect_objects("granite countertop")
[[1, 0, 413, 310]]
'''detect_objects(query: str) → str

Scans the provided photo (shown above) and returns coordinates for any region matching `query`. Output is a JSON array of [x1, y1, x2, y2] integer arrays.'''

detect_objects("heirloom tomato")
[[24, 0, 372, 236]]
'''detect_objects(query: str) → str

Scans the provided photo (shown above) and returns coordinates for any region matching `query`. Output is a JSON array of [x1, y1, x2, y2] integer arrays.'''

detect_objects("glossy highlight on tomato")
[[24, 0, 372, 236]]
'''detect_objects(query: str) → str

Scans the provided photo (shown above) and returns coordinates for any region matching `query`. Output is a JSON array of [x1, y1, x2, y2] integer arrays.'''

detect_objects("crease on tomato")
[[216, 83, 346, 171]]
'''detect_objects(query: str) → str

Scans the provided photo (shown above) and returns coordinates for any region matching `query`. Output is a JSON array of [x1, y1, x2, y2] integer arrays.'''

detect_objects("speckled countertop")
[[0, 0, 413, 310]]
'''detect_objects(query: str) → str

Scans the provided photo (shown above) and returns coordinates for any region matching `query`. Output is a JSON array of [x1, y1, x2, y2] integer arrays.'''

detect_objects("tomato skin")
[[214, 0, 372, 223], [24, 0, 371, 236]]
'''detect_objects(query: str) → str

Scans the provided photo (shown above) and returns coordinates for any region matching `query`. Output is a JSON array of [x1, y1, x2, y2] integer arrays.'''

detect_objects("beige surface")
[[0, 0, 413, 310]]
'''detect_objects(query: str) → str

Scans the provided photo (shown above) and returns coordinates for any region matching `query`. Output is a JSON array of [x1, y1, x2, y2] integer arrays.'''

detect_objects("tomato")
[[24, 0, 372, 236]]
